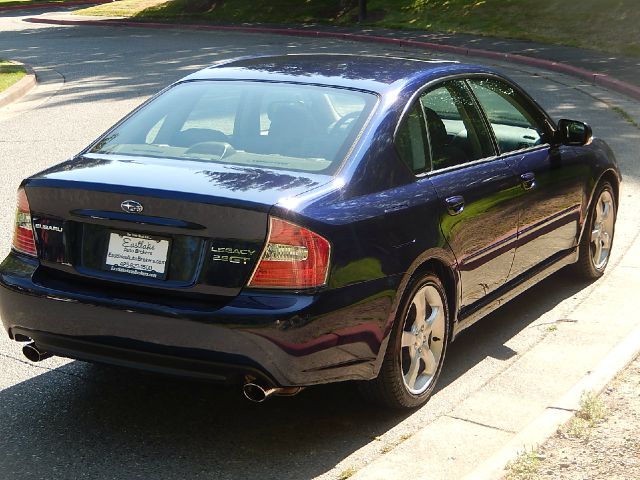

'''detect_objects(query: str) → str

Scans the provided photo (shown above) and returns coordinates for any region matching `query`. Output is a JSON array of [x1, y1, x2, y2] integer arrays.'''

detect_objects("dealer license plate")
[[104, 231, 170, 279]]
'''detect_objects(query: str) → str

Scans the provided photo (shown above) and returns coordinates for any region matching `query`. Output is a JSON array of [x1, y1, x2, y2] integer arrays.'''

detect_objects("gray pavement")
[[0, 11, 639, 480], [24, 9, 640, 94]]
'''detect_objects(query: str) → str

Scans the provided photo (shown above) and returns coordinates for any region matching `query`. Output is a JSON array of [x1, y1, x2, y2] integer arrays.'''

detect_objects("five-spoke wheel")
[[359, 273, 450, 409], [400, 284, 446, 395], [576, 181, 617, 279], [590, 189, 615, 270]]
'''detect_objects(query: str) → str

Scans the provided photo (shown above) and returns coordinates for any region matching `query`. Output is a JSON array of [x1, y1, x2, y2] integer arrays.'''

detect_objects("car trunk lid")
[[24, 154, 330, 299]]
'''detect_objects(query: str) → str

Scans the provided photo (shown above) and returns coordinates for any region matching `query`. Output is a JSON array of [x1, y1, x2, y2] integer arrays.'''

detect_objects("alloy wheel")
[[590, 189, 615, 270], [400, 283, 446, 395]]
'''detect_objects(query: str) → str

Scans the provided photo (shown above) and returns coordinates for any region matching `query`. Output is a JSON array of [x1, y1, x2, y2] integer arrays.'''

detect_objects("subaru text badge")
[[121, 200, 143, 214]]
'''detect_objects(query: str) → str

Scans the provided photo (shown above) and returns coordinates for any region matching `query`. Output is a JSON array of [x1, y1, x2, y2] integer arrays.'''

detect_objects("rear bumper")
[[0, 253, 398, 387]]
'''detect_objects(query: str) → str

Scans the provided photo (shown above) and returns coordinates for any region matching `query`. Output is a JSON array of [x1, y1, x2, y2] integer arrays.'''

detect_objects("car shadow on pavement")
[[440, 268, 590, 387], [0, 268, 591, 480]]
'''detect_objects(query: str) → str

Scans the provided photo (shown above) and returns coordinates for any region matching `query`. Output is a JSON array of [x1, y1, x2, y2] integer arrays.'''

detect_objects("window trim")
[[464, 76, 555, 157], [393, 72, 557, 178]]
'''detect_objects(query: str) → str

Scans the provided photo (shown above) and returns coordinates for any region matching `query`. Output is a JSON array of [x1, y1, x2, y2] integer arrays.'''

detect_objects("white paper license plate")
[[104, 232, 170, 279]]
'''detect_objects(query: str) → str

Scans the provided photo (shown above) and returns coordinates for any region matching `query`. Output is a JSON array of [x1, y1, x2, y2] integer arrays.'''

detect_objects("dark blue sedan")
[[0, 54, 620, 408]]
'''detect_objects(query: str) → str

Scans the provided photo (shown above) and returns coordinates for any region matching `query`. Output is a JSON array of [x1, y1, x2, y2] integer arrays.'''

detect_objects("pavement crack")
[[444, 414, 516, 434], [0, 351, 54, 371], [547, 406, 578, 413]]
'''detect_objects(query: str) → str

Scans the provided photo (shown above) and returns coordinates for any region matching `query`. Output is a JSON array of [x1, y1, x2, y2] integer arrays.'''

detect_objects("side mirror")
[[556, 119, 593, 146]]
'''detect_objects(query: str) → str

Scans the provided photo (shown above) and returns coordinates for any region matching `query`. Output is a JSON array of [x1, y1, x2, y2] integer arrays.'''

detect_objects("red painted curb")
[[23, 16, 640, 101], [0, 0, 110, 12]]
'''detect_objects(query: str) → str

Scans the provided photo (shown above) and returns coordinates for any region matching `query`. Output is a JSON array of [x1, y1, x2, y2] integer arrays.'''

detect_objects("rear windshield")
[[90, 80, 377, 174]]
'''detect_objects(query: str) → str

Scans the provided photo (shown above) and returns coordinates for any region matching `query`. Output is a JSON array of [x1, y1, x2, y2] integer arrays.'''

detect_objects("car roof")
[[183, 54, 498, 94]]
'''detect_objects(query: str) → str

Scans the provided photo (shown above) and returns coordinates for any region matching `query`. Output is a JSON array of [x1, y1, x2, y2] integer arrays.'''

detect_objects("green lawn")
[[0, 61, 26, 94], [75, 0, 640, 57], [74, 0, 165, 16]]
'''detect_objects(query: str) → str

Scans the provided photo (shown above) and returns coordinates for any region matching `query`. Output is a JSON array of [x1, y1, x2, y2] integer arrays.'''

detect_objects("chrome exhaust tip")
[[22, 342, 52, 362], [242, 383, 304, 403], [243, 383, 272, 403]]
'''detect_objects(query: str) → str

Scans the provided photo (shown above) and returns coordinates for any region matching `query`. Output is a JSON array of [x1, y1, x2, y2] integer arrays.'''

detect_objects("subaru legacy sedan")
[[0, 54, 619, 408]]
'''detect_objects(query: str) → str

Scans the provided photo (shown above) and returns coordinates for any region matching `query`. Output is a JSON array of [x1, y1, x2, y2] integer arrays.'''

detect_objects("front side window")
[[90, 81, 377, 174], [467, 78, 549, 154], [420, 80, 495, 170]]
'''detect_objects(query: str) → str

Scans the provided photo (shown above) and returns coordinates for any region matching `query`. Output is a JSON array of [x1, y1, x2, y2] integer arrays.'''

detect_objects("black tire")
[[574, 181, 617, 279], [359, 273, 450, 409]]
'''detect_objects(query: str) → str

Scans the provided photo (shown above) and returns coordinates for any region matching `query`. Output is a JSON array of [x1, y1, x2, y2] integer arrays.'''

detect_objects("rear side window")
[[90, 81, 377, 174], [395, 103, 430, 174], [467, 78, 548, 153]]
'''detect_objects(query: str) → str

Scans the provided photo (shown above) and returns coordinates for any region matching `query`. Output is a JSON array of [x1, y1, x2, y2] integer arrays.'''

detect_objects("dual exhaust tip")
[[19, 339, 299, 403]]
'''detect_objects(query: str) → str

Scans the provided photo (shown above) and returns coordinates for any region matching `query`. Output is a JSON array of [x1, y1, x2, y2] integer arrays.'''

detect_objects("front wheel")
[[359, 273, 450, 409], [574, 181, 617, 279]]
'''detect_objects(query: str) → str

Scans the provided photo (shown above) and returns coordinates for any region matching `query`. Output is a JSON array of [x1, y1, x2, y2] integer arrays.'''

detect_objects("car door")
[[467, 77, 586, 280], [419, 80, 521, 310]]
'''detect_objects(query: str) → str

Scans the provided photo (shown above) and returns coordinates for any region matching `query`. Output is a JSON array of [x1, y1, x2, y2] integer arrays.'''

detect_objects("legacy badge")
[[211, 246, 256, 265]]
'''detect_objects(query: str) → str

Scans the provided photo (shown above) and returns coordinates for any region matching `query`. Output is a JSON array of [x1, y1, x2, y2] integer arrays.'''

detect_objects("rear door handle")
[[445, 195, 465, 216], [520, 172, 536, 190]]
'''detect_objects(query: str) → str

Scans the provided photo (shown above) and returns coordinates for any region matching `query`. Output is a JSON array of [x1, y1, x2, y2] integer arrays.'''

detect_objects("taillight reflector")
[[249, 217, 330, 289], [13, 188, 37, 257]]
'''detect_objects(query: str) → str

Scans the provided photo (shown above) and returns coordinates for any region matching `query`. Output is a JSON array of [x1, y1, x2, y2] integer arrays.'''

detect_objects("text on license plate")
[[105, 232, 170, 279]]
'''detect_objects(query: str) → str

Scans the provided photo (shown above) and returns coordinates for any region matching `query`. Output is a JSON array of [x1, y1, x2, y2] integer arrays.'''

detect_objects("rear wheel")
[[359, 273, 450, 409], [574, 182, 616, 279]]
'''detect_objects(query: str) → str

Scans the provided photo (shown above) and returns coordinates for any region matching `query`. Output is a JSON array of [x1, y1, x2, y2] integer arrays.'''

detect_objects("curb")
[[0, 0, 111, 12], [23, 17, 640, 102], [465, 321, 640, 480], [0, 61, 36, 109]]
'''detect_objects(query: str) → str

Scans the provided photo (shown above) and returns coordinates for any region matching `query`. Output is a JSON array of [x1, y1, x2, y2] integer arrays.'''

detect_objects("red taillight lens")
[[248, 217, 330, 289], [13, 188, 37, 257]]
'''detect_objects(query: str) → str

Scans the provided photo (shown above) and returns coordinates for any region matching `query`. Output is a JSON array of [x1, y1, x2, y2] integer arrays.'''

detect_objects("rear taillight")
[[248, 217, 330, 289], [12, 188, 37, 257]]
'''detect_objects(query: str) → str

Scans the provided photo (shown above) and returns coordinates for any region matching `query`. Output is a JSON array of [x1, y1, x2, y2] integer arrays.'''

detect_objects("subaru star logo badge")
[[121, 200, 143, 214]]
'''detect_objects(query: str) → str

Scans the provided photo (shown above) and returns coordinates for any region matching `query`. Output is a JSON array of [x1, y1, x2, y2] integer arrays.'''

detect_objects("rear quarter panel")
[[273, 136, 457, 375]]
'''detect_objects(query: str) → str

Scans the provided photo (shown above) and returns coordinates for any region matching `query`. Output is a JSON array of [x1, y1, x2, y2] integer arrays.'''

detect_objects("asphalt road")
[[1, 11, 639, 480]]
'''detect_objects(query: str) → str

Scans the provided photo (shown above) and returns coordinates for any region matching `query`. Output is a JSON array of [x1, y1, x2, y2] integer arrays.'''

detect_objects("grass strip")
[[75, 0, 640, 58], [0, 61, 26, 94]]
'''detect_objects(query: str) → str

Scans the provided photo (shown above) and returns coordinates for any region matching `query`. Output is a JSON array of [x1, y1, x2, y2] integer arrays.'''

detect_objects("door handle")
[[520, 172, 536, 190], [445, 195, 465, 216]]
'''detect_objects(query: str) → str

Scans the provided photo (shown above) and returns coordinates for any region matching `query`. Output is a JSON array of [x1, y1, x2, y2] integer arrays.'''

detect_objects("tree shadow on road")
[[0, 268, 592, 480], [0, 23, 425, 110]]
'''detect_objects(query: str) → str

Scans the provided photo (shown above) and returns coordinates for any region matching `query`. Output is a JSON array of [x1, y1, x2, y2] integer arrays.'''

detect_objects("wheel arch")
[[372, 249, 459, 376], [578, 168, 620, 244], [599, 169, 620, 206], [412, 259, 458, 333]]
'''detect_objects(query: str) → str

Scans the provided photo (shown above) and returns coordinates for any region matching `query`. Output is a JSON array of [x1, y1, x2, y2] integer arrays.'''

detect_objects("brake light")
[[249, 217, 330, 289], [12, 188, 37, 257]]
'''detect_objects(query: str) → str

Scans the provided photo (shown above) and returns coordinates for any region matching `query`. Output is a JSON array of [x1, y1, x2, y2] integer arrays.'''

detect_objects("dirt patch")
[[509, 354, 640, 479]]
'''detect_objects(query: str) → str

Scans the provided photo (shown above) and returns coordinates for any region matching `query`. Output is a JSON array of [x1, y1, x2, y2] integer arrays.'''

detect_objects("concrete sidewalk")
[[351, 239, 640, 479]]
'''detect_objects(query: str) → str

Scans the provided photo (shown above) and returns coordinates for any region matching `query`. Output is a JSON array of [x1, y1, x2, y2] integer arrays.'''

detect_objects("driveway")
[[1, 11, 639, 480]]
